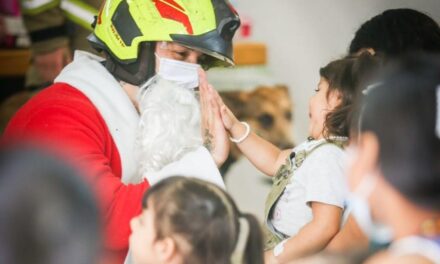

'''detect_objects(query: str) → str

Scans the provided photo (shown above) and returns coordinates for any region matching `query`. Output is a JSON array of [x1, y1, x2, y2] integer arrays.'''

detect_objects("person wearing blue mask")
[[2, 1, 240, 263], [345, 54, 440, 263]]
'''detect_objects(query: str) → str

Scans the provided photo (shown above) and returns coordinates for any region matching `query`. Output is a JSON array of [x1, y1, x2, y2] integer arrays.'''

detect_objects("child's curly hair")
[[319, 51, 382, 139]]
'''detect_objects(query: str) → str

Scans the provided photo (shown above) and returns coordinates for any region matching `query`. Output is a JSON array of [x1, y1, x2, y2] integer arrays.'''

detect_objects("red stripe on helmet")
[[153, 0, 193, 35], [160, 0, 184, 12]]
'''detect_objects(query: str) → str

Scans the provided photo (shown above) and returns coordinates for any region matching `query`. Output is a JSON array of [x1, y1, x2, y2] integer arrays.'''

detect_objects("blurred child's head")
[[308, 52, 380, 140], [129, 176, 263, 264], [0, 145, 101, 264], [347, 54, 440, 238], [349, 8, 440, 58]]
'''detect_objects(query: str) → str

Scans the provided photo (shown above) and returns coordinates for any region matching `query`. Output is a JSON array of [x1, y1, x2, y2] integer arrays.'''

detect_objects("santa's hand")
[[199, 70, 230, 167]]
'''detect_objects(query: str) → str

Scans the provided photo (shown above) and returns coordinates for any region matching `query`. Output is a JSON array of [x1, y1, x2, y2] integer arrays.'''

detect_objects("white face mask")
[[155, 53, 201, 90], [347, 171, 394, 245]]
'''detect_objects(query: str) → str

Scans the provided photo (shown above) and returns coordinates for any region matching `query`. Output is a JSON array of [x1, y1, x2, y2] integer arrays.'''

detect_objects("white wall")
[[233, 0, 440, 142]]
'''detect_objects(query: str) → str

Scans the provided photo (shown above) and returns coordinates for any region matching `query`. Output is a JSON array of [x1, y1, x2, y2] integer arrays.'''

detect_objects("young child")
[[207, 52, 380, 263], [127, 176, 264, 264]]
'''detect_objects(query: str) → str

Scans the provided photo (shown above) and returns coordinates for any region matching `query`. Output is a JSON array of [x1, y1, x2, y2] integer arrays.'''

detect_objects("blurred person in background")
[[344, 54, 440, 263], [0, 145, 102, 264], [19, 0, 100, 88], [327, 8, 440, 254], [349, 8, 440, 59]]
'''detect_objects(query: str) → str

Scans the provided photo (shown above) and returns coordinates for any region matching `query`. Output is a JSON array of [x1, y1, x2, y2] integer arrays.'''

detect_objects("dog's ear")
[[218, 91, 250, 119], [274, 84, 289, 94]]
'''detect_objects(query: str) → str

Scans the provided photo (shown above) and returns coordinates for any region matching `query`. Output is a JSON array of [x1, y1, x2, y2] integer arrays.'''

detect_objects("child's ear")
[[155, 237, 178, 262], [328, 90, 343, 109]]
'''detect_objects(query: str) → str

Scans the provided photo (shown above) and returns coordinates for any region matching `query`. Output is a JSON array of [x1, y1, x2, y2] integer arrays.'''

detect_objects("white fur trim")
[[144, 146, 225, 189], [55, 51, 140, 184]]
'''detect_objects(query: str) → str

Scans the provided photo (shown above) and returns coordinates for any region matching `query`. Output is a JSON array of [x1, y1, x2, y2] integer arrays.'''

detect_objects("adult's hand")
[[199, 69, 230, 167], [34, 46, 72, 83]]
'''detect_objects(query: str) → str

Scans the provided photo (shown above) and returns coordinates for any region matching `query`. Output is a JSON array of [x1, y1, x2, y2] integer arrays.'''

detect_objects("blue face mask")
[[346, 172, 394, 245]]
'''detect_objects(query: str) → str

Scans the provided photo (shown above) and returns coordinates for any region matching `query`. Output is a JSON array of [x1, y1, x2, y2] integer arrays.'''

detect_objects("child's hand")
[[199, 70, 230, 167], [219, 102, 239, 131], [214, 94, 248, 141]]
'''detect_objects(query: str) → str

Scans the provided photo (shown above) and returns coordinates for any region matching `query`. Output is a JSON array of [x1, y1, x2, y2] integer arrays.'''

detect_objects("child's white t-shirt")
[[270, 139, 348, 237]]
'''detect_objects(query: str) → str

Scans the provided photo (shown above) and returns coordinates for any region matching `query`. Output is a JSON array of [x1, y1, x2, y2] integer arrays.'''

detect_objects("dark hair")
[[349, 8, 440, 58], [143, 176, 264, 264], [319, 52, 381, 139], [0, 145, 101, 264], [356, 54, 440, 210]]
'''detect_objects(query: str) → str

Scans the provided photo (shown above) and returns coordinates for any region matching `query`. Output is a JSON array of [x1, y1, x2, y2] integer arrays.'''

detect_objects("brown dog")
[[219, 85, 295, 174]]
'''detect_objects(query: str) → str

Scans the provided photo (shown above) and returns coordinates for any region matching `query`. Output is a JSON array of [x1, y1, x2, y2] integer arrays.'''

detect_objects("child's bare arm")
[[265, 202, 343, 264], [231, 123, 291, 176], [214, 90, 291, 176]]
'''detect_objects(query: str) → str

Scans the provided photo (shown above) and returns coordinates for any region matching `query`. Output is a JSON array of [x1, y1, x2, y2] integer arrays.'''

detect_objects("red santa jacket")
[[3, 82, 149, 263]]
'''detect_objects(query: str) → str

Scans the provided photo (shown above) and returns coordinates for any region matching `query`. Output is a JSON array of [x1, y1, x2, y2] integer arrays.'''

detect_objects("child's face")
[[308, 77, 341, 139], [129, 205, 162, 264]]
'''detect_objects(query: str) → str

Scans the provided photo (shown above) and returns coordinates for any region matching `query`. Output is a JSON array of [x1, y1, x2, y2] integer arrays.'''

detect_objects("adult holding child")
[[202, 51, 380, 263]]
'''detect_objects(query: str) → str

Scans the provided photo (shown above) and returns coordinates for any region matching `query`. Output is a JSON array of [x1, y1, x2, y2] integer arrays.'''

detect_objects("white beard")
[[135, 76, 202, 176]]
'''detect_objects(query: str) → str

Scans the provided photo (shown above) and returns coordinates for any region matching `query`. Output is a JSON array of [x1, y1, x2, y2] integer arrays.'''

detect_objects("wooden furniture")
[[233, 42, 267, 66], [0, 49, 31, 76]]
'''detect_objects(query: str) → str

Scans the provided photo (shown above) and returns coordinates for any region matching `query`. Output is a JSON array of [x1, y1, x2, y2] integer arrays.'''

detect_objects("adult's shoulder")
[[3, 83, 106, 139], [32, 83, 96, 108]]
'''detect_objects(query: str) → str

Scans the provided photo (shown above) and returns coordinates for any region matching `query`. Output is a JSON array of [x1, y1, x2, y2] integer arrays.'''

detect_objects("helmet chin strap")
[[105, 42, 157, 86]]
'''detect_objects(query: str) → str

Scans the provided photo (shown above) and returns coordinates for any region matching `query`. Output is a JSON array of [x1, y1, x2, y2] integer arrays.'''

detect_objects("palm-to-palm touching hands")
[[198, 70, 242, 167]]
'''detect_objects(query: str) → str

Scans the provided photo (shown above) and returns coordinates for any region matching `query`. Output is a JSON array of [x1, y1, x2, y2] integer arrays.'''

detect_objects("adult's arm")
[[3, 91, 149, 258], [326, 214, 369, 252]]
